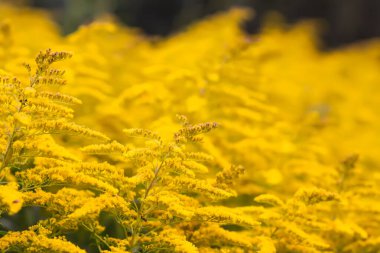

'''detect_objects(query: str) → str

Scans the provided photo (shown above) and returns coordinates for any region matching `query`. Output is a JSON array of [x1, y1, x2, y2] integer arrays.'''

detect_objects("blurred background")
[[4, 0, 380, 49]]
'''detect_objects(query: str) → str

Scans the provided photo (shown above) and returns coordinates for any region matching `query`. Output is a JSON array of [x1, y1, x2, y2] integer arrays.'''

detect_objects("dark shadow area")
[[0, 206, 49, 231], [30, 0, 380, 49]]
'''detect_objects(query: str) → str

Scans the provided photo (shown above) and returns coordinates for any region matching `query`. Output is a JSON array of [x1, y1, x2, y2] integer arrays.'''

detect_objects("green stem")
[[144, 160, 165, 199], [130, 159, 165, 250], [0, 104, 23, 170], [82, 223, 111, 250], [0, 129, 16, 170], [1, 71, 40, 171]]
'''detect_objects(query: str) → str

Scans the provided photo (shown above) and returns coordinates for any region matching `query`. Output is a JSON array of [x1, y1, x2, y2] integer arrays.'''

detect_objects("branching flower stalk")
[[1, 52, 58, 171], [0, 6, 380, 253], [130, 157, 166, 250]]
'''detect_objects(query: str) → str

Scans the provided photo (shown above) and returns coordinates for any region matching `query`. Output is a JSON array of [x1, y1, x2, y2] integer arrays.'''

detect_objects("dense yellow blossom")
[[0, 182, 23, 214], [0, 3, 380, 253], [0, 229, 85, 253]]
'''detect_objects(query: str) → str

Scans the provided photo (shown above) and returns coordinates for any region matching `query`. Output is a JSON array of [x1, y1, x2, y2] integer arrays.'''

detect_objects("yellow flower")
[[0, 182, 23, 215]]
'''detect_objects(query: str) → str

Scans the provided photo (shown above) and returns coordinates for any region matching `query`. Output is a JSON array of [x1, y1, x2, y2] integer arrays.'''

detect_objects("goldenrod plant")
[[0, 3, 380, 253]]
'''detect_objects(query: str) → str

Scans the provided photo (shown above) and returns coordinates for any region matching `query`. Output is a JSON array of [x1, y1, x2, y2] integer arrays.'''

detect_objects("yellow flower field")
[[0, 4, 380, 253]]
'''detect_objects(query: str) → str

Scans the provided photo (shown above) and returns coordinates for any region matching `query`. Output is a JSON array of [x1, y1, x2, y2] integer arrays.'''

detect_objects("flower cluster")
[[0, 3, 380, 253]]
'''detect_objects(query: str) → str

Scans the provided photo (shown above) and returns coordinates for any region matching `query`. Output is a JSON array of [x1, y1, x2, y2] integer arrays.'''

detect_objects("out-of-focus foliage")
[[1, 3, 380, 253]]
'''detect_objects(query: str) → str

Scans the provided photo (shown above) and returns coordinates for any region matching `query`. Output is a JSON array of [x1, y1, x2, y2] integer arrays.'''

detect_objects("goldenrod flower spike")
[[0, 5, 380, 253]]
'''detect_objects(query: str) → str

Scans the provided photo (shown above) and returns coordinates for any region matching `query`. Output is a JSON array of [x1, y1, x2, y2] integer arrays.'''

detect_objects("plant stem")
[[82, 223, 111, 250], [1, 72, 40, 171], [130, 159, 165, 250], [0, 104, 23, 171], [144, 160, 165, 199]]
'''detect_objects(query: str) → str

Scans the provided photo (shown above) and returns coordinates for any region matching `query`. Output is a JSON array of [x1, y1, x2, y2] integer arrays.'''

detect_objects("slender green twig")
[[130, 158, 166, 250]]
